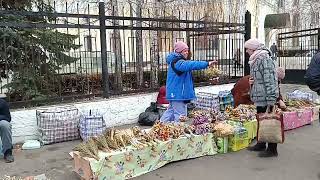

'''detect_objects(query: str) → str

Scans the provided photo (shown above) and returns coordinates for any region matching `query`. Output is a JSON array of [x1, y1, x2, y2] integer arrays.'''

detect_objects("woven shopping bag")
[[36, 105, 80, 145], [79, 109, 106, 141], [257, 106, 284, 143]]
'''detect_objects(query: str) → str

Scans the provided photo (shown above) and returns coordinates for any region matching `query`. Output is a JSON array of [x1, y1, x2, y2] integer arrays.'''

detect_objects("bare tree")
[[280, 0, 320, 28], [135, 0, 144, 88], [110, 0, 123, 92]]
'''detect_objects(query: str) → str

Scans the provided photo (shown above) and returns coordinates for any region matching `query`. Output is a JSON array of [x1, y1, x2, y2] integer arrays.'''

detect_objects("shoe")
[[247, 143, 266, 152], [258, 150, 278, 158], [4, 149, 14, 163]]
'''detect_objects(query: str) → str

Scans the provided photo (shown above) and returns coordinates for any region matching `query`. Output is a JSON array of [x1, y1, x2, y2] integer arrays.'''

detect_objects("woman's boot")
[[247, 142, 266, 151]]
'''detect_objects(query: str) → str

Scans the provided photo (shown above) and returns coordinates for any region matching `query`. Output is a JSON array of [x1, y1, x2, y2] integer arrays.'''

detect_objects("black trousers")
[[256, 106, 278, 152]]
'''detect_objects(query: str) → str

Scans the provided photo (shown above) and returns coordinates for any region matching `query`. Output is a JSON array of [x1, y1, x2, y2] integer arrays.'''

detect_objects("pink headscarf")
[[277, 67, 285, 80], [174, 41, 189, 53], [244, 38, 264, 50]]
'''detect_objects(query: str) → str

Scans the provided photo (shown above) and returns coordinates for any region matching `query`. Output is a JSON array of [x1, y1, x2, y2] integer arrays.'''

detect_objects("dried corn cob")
[[93, 136, 111, 152], [73, 142, 99, 160], [105, 135, 120, 150], [87, 139, 99, 158], [114, 132, 126, 148]]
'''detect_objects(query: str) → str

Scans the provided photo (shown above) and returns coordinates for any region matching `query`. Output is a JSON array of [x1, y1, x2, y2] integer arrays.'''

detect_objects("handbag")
[[257, 106, 284, 143]]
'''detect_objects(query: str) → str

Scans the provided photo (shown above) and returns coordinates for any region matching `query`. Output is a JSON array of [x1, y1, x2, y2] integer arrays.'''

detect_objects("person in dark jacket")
[[160, 41, 216, 122], [305, 52, 320, 95], [0, 97, 14, 163], [270, 43, 278, 58]]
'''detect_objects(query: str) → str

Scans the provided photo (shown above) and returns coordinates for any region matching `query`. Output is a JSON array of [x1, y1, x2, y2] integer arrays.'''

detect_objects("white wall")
[[246, 0, 278, 45], [10, 83, 235, 144]]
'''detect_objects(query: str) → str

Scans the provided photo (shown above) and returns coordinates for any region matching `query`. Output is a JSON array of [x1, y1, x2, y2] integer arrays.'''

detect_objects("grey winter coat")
[[249, 47, 279, 107]]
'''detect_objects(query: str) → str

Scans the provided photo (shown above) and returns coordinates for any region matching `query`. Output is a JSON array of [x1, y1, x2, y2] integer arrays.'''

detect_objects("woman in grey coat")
[[244, 38, 279, 157]]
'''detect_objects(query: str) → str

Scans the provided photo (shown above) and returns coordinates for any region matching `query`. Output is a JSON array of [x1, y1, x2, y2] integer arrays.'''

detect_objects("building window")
[[311, 36, 318, 48], [278, 0, 285, 8], [292, 14, 300, 27], [84, 17, 90, 24], [311, 12, 319, 25], [85, 35, 93, 52], [293, 37, 299, 47]]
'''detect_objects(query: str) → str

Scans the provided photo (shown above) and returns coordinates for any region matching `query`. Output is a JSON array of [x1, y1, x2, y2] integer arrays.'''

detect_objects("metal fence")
[[277, 27, 320, 83], [0, 1, 245, 108]]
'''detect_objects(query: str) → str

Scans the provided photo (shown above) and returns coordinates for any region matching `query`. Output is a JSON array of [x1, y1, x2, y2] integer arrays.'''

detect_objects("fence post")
[[318, 28, 320, 51], [99, 2, 109, 98], [244, 11, 251, 76]]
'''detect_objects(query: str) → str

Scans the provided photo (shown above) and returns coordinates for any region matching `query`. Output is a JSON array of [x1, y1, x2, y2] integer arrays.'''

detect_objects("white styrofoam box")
[[193, 92, 220, 111], [10, 84, 234, 143], [11, 109, 38, 143]]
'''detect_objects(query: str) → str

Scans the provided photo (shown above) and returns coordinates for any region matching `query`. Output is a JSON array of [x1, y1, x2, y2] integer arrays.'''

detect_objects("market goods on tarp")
[[92, 136, 111, 153], [192, 114, 210, 125], [184, 125, 195, 135], [189, 109, 223, 123], [72, 133, 218, 180], [179, 115, 189, 122], [190, 109, 212, 125], [213, 122, 234, 137], [151, 122, 187, 141], [189, 109, 218, 135], [194, 123, 212, 135], [285, 99, 315, 108], [73, 126, 161, 157], [225, 104, 256, 122], [205, 67, 222, 78], [189, 109, 212, 118], [73, 139, 100, 160], [215, 112, 228, 121]]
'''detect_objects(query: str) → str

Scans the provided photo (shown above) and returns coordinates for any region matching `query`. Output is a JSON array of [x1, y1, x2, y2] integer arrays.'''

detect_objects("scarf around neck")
[[248, 47, 271, 66]]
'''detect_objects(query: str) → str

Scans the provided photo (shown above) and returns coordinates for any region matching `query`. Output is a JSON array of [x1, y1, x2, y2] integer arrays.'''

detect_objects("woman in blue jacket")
[[160, 41, 216, 122]]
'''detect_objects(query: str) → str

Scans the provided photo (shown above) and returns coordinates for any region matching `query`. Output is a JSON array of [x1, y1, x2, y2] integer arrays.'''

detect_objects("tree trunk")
[[135, 0, 144, 88], [111, 0, 123, 92], [150, 1, 161, 88]]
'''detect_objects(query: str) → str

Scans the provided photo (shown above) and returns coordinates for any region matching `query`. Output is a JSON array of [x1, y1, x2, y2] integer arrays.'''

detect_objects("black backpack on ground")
[[138, 102, 165, 126]]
